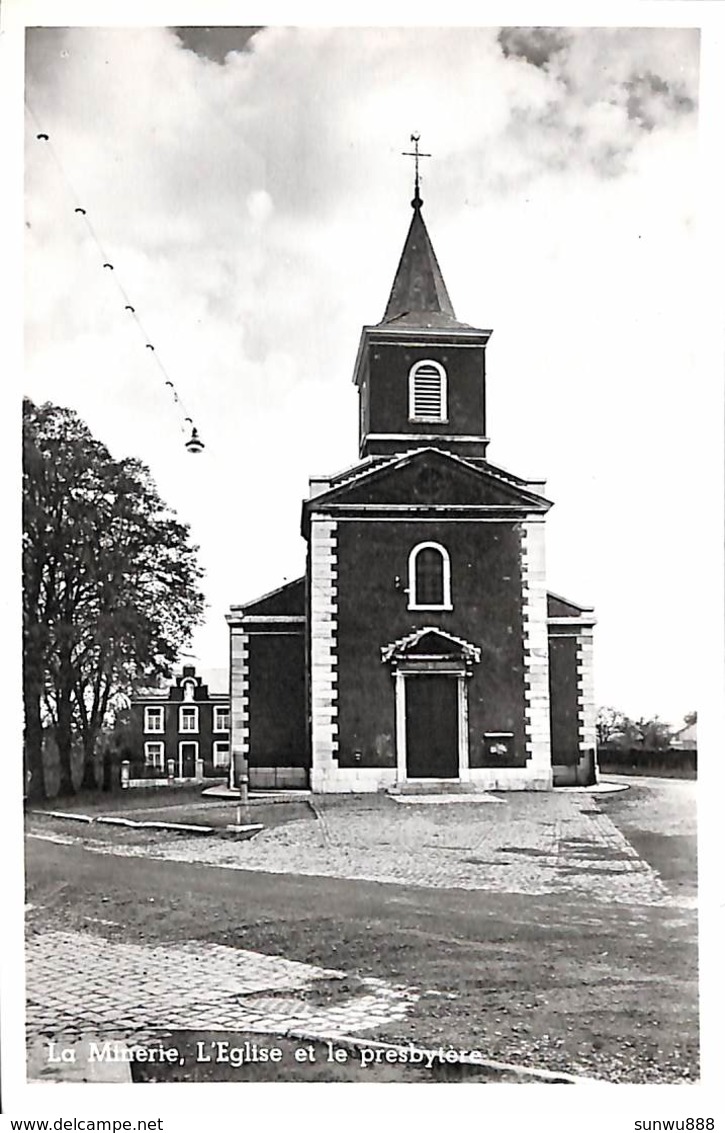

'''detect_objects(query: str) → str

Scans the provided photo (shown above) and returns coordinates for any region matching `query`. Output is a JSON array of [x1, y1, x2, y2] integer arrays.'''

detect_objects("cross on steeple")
[[402, 132, 431, 210]]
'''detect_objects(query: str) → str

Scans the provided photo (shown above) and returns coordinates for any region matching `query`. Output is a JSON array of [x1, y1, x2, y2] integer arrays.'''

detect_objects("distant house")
[[670, 720, 697, 750], [129, 665, 230, 783]]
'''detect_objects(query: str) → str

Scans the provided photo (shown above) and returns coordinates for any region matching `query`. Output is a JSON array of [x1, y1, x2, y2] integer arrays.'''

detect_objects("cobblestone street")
[[26, 931, 418, 1049], [31, 789, 681, 906]]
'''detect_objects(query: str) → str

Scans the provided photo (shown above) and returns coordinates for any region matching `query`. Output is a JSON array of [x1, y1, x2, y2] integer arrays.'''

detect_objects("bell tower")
[[353, 137, 492, 461]]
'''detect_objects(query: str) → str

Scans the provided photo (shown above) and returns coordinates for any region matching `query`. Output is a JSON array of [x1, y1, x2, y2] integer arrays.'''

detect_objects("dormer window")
[[409, 360, 447, 423], [408, 542, 452, 610]]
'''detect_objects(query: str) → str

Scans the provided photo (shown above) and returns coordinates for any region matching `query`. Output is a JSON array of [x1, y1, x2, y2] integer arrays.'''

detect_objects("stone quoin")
[[227, 171, 596, 793]]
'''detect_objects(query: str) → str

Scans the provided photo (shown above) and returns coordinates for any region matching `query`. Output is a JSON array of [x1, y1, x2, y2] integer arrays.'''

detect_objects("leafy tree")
[[22, 399, 205, 798], [631, 716, 672, 750], [96, 703, 145, 787], [683, 710, 697, 726], [597, 705, 674, 751], [596, 706, 631, 747]]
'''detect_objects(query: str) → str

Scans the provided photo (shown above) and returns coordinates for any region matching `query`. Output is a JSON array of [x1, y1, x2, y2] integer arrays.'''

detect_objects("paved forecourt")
[[39, 789, 678, 907]]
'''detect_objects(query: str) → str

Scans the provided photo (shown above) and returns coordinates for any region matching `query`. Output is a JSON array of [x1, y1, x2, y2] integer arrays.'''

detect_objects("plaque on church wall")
[[482, 732, 515, 760]]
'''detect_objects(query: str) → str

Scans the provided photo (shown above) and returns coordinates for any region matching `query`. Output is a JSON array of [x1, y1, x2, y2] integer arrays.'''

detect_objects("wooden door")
[[179, 743, 197, 778], [405, 675, 459, 779]]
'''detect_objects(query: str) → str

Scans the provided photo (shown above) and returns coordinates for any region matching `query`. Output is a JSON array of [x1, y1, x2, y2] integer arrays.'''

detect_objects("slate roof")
[[230, 576, 306, 618], [547, 592, 594, 618], [132, 666, 229, 699], [379, 202, 479, 332]]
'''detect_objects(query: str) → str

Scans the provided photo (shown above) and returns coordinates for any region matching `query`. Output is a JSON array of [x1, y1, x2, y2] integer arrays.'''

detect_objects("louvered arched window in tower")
[[409, 360, 447, 423], [408, 542, 452, 610]]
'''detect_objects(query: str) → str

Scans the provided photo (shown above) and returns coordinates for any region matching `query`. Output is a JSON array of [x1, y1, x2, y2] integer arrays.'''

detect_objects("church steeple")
[[352, 146, 492, 461], [381, 202, 458, 327], [381, 135, 462, 330]]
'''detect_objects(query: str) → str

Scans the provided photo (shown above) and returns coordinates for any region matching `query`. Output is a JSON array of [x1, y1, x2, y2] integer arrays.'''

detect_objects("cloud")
[[496, 26, 699, 177], [172, 26, 263, 64], [499, 26, 569, 68], [625, 71, 696, 131]]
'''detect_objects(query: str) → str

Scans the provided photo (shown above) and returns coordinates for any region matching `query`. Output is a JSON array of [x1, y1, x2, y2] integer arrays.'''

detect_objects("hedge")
[[597, 745, 697, 777]]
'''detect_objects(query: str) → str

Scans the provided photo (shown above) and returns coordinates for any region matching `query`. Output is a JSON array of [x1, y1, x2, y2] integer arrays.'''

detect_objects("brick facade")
[[227, 580, 308, 790], [130, 665, 229, 783]]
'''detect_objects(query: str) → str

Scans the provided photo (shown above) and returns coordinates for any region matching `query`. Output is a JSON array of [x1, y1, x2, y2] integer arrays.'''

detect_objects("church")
[[227, 163, 596, 794]]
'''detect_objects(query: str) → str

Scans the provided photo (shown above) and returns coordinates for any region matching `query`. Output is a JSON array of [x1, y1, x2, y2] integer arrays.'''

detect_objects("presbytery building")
[[227, 175, 596, 793], [130, 665, 229, 784]]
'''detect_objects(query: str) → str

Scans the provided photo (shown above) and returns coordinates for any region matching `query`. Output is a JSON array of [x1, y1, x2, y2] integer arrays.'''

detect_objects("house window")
[[182, 679, 196, 701], [409, 360, 447, 422], [144, 741, 164, 770], [214, 706, 230, 733], [144, 706, 164, 733], [213, 741, 231, 769], [408, 542, 452, 610], [179, 705, 199, 733]]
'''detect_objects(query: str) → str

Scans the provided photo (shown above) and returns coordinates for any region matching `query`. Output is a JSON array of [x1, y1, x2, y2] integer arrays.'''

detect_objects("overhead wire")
[[25, 98, 204, 453]]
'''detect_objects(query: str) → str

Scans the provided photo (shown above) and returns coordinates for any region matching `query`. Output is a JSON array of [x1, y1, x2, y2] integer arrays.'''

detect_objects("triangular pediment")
[[382, 626, 481, 664], [307, 449, 550, 512]]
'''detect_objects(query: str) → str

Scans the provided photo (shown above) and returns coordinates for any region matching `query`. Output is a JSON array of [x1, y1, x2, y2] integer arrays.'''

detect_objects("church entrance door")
[[405, 674, 459, 778]]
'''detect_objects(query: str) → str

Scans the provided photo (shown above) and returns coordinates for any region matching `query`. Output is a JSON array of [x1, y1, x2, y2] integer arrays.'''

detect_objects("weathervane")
[[402, 132, 431, 209]]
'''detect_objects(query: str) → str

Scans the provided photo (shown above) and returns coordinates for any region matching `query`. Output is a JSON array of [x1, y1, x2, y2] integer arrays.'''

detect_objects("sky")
[[22, 23, 708, 726]]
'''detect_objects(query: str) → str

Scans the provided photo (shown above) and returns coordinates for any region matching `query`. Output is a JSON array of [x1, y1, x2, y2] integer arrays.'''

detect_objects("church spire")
[[353, 142, 492, 461], [381, 134, 460, 328]]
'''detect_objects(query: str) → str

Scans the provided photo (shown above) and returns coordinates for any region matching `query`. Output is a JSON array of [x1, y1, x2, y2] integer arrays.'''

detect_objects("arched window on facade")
[[408, 360, 447, 422], [408, 542, 452, 610]]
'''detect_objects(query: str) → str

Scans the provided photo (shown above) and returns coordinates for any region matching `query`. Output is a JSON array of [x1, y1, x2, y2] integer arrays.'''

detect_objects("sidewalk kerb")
[[35, 810, 96, 824]]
